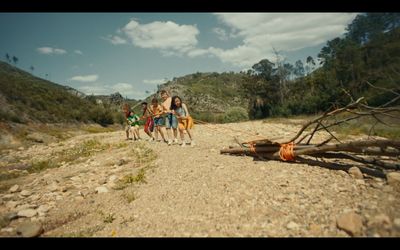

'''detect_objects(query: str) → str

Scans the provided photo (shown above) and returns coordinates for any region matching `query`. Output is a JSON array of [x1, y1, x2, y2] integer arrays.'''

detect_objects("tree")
[[12, 56, 18, 65], [294, 60, 305, 77], [305, 56, 316, 75], [5, 53, 11, 63], [251, 59, 275, 81]]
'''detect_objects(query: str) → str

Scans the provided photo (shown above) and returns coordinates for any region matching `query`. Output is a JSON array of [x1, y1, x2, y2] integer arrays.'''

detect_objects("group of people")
[[123, 90, 195, 147]]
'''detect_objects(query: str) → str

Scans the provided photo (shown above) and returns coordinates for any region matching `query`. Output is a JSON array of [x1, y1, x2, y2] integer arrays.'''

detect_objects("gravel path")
[[1, 120, 399, 237]]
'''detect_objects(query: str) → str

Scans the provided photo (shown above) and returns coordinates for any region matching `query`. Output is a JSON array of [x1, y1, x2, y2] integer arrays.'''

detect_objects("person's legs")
[[165, 114, 173, 145], [125, 125, 130, 139]]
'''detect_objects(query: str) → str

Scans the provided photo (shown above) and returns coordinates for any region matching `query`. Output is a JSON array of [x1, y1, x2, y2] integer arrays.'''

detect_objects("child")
[[160, 90, 178, 145], [140, 102, 155, 141], [151, 97, 167, 143], [170, 96, 195, 147], [127, 111, 141, 141], [122, 103, 132, 140]]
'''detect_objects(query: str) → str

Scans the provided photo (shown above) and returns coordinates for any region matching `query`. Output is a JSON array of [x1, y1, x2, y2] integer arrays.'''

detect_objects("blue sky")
[[0, 13, 358, 100]]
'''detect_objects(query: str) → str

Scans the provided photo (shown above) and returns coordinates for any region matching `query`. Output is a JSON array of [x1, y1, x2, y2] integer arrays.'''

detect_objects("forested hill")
[[240, 13, 400, 118], [0, 61, 125, 126]]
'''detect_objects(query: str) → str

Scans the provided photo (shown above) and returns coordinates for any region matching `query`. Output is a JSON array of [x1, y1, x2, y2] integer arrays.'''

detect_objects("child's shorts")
[[165, 113, 178, 129], [154, 117, 164, 126]]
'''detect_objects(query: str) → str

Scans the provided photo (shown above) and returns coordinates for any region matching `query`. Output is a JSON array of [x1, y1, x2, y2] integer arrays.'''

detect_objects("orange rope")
[[249, 142, 257, 154], [279, 142, 295, 161], [192, 118, 266, 141]]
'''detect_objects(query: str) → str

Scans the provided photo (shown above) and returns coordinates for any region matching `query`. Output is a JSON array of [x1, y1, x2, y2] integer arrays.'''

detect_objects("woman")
[[170, 96, 195, 147]]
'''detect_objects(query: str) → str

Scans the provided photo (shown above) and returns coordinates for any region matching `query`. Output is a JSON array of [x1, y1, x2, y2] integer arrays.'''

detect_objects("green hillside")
[[0, 61, 124, 126]]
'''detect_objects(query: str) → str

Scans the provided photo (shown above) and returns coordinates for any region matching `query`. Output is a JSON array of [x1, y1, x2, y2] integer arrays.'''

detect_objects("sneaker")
[[190, 140, 195, 147], [181, 142, 186, 147], [173, 138, 178, 144], [168, 140, 172, 146], [148, 137, 154, 142]]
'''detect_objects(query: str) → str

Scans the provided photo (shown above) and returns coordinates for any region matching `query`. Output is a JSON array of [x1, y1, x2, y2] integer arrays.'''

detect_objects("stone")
[[9, 184, 20, 193], [348, 167, 364, 179], [286, 221, 299, 230], [98, 178, 107, 185], [16, 221, 43, 237], [95, 186, 109, 194], [3, 194, 15, 201], [47, 183, 59, 192], [6, 201, 19, 209], [118, 159, 127, 166], [337, 170, 348, 178], [37, 205, 49, 213], [386, 172, 400, 189], [20, 190, 32, 197], [308, 224, 322, 236], [393, 218, 400, 231], [368, 214, 392, 229], [337, 212, 363, 236], [0, 216, 11, 228], [109, 175, 118, 182], [17, 209, 38, 218]]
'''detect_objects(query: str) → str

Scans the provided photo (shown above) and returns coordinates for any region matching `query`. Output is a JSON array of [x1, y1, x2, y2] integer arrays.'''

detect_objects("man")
[[160, 90, 178, 145]]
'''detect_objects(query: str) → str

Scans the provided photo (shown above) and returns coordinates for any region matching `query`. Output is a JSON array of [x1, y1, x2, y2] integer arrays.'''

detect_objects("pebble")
[[9, 185, 20, 193], [16, 221, 43, 237], [17, 209, 38, 218]]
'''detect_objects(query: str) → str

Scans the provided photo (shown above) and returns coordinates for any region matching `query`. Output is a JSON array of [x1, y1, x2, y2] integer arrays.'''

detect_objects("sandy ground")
[[1, 120, 399, 237]]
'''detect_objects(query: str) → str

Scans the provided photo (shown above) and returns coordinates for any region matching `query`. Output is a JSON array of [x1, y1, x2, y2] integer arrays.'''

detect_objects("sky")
[[0, 13, 358, 100]]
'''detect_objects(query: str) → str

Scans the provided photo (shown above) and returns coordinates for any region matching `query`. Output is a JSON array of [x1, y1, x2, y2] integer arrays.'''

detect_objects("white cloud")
[[103, 35, 127, 45], [74, 50, 83, 55], [70, 74, 98, 82], [212, 27, 229, 41], [78, 82, 147, 100], [207, 13, 358, 67], [121, 20, 199, 55], [37, 47, 67, 55], [110, 13, 357, 68], [143, 79, 167, 85]]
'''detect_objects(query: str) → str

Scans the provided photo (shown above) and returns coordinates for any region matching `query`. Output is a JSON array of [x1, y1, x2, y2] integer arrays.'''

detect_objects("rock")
[[337, 212, 363, 236], [78, 190, 90, 197], [3, 194, 15, 201], [337, 170, 349, 178], [9, 184, 20, 193], [109, 175, 118, 182], [20, 190, 32, 197], [16, 204, 38, 211], [95, 186, 109, 194], [386, 172, 400, 189], [16, 221, 43, 237], [393, 218, 400, 231], [383, 186, 394, 193], [17, 209, 37, 218], [355, 179, 366, 186], [308, 224, 322, 236], [286, 221, 299, 230], [98, 178, 107, 185], [6, 201, 19, 209], [47, 183, 59, 192], [0, 216, 11, 228], [1, 227, 15, 234], [118, 159, 127, 166], [5, 212, 18, 221], [368, 214, 392, 230], [348, 167, 364, 179], [37, 205, 49, 213]]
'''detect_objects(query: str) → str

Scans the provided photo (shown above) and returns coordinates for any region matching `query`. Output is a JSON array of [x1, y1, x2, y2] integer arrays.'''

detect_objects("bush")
[[222, 107, 249, 123]]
